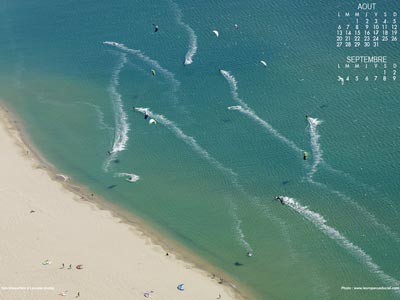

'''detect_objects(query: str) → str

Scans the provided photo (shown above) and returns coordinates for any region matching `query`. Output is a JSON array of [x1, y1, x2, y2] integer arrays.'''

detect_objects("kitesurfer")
[[303, 151, 308, 160], [144, 112, 149, 120], [274, 196, 285, 205], [153, 24, 159, 32]]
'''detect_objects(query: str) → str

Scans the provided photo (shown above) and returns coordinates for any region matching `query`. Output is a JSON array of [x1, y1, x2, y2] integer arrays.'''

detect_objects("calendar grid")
[[336, 4, 398, 84]]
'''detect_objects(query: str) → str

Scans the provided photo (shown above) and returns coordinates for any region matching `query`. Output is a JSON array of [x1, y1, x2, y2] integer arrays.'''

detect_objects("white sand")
[[0, 106, 244, 300]]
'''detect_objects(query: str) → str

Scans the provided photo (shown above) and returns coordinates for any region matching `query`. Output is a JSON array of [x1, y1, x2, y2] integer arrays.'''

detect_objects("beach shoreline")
[[0, 101, 253, 300]]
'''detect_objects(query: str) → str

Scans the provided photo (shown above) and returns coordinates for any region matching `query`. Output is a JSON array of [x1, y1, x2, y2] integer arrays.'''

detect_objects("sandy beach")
[[0, 105, 244, 300]]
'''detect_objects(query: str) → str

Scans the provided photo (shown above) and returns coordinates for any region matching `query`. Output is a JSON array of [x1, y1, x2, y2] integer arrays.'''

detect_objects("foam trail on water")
[[134, 107, 238, 181], [310, 270, 330, 300], [306, 118, 400, 242], [306, 117, 323, 180], [307, 114, 398, 213], [282, 196, 400, 290], [103, 41, 180, 92], [115, 172, 140, 183], [103, 53, 129, 172], [323, 161, 400, 215], [227, 105, 302, 153], [220, 70, 249, 110], [254, 201, 297, 261], [309, 169, 400, 245], [135, 107, 255, 251], [230, 202, 253, 253], [221, 70, 302, 153], [168, 0, 198, 65], [78, 102, 114, 134], [332, 189, 400, 244]]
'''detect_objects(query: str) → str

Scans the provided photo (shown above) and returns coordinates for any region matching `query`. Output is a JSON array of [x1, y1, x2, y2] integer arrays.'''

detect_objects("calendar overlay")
[[336, 2, 398, 84]]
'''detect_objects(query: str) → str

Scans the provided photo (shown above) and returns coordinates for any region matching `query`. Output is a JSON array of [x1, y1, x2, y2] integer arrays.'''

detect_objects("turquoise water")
[[1, 0, 399, 299]]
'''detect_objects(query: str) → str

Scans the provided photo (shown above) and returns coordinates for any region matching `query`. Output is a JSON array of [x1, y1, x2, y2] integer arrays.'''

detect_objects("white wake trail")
[[135, 107, 254, 252], [254, 201, 297, 261], [283, 196, 400, 290], [103, 41, 180, 92], [230, 202, 253, 253], [306, 118, 400, 243], [103, 53, 130, 172], [134, 107, 238, 182], [168, 0, 198, 65], [306, 114, 398, 214], [323, 161, 400, 216], [227, 105, 303, 153], [306, 117, 323, 180], [115, 172, 140, 183], [221, 70, 303, 154], [77, 102, 114, 134], [220, 70, 249, 110], [331, 189, 400, 244]]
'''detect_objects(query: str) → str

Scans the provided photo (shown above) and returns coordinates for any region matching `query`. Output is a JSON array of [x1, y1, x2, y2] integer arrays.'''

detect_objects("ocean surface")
[[1, 0, 399, 299]]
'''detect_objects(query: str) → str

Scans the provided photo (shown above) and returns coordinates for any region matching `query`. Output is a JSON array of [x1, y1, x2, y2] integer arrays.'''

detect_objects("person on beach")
[[76, 292, 80, 298], [68, 264, 72, 269], [217, 294, 222, 299], [61, 263, 65, 269], [144, 291, 154, 298]]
